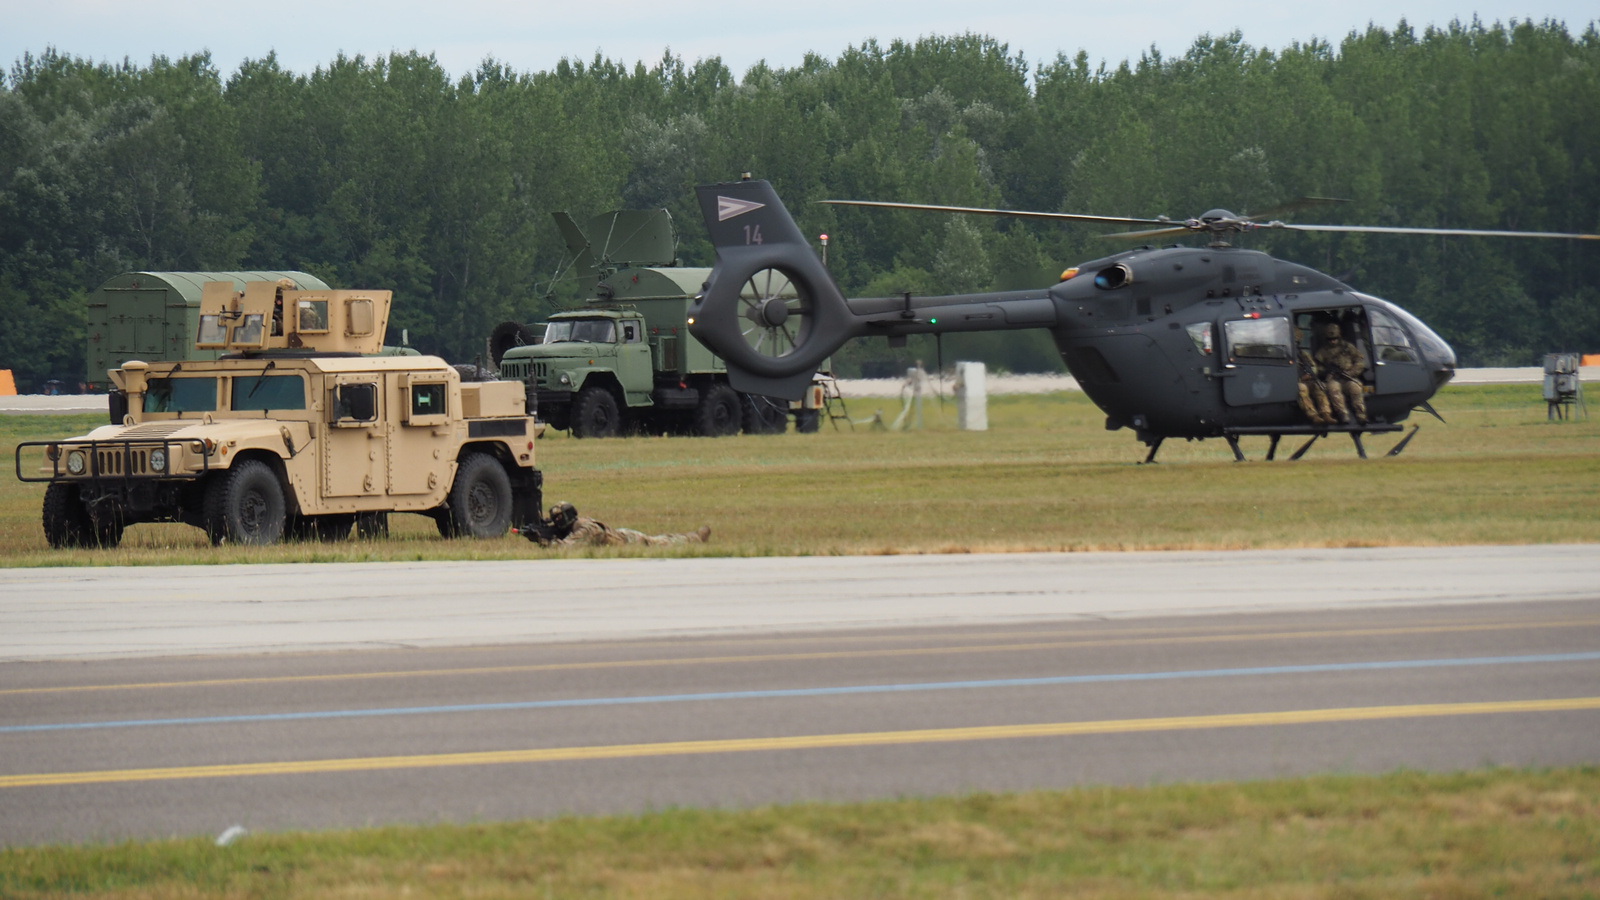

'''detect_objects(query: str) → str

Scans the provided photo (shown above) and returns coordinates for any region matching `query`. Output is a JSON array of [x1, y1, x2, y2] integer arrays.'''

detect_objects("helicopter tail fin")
[[690, 179, 856, 400]]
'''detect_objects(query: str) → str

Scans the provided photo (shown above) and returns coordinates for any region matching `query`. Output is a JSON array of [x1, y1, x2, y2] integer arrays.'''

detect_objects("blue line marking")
[[5, 652, 1598, 735]]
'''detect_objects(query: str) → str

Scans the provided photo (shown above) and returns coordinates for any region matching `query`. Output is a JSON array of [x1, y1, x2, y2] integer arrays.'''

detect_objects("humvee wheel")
[[695, 383, 742, 437], [741, 394, 788, 435], [445, 453, 513, 538], [205, 459, 287, 545], [42, 483, 93, 548], [572, 385, 621, 438]]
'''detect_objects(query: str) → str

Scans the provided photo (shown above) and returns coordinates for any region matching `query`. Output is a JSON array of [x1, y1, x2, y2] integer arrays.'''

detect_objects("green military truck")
[[493, 210, 825, 438]]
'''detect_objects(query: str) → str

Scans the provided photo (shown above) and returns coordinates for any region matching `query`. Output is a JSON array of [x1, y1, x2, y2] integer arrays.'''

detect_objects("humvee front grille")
[[14, 438, 211, 483]]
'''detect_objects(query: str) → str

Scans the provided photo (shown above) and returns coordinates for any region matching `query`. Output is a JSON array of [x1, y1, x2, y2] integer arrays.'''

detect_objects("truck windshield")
[[543, 319, 615, 343], [144, 377, 218, 413]]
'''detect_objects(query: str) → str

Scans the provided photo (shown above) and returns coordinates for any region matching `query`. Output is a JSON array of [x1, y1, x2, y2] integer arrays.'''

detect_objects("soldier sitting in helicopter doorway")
[[1314, 317, 1369, 425], [527, 502, 711, 547], [1294, 326, 1335, 425]]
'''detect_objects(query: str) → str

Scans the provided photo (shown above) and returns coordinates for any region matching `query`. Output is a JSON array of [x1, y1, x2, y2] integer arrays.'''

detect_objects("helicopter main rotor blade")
[[819, 199, 1172, 228], [1267, 223, 1600, 240], [1242, 196, 1351, 221], [1104, 226, 1194, 241]]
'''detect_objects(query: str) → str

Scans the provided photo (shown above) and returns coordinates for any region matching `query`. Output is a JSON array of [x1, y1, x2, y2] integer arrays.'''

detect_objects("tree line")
[[1, 18, 1596, 388]]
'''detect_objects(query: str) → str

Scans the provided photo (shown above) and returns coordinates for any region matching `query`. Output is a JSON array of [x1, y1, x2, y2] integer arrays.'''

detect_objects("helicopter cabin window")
[[143, 377, 218, 413], [232, 314, 267, 348], [1367, 308, 1418, 363], [333, 383, 378, 424], [1186, 322, 1213, 355], [1224, 317, 1292, 362], [197, 315, 227, 347], [543, 319, 615, 343], [297, 299, 329, 333], [407, 381, 448, 425], [232, 374, 306, 411]]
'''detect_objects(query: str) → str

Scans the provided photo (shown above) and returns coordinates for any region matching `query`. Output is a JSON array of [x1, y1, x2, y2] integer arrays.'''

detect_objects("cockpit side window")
[[1367, 308, 1418, 363]]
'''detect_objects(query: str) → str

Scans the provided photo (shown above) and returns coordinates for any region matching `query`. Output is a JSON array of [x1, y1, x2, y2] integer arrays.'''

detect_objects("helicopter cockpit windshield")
[[543, 319, 616, 344]]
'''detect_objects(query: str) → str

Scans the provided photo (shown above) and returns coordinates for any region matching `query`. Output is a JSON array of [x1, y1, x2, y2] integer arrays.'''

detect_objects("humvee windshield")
[[144, 377, 218, 413], [232, 374, 306, 411], [543, 319, 615, 343]]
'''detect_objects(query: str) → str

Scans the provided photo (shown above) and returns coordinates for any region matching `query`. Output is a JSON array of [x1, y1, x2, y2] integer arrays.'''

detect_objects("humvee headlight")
[[66, 450, 86, 475], [149, 448, 167, 472]]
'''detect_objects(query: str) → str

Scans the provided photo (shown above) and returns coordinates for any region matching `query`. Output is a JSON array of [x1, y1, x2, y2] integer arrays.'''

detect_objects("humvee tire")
[[572, 384, 621, 438], [442, 453, 513, 538], [43, 483, 96, 548], [205, 459, 287, 545], [695, 383, 741, 437], [742, 394, 788, 435]]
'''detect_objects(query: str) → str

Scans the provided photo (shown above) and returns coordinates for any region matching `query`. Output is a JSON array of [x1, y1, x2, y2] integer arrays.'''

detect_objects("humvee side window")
[[410, 382, 446, 418], [233, 314, 266, 347], [335, 383, 378, 422], [197, 315, 227, 346], [144, 377, 218, 413], [1224, 317, 1291, 362], [345, 298, 374, 336], [233, 374, 306, 411], [297, 300, 329, 333]]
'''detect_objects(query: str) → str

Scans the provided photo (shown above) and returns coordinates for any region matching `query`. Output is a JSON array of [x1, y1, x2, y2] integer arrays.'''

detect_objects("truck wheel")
[[741, 394, 788, 435], [695, 383, 742, 437], [42, 483, 93, 548], [795, 408, 821, 433], [204, 459, 287, 545], [572, 386, 621, 438], [446, 453, 513, 538]]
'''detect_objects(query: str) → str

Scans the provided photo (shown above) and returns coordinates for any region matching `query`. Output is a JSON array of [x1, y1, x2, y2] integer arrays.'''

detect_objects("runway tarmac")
[[1, 546, 1597, 846]]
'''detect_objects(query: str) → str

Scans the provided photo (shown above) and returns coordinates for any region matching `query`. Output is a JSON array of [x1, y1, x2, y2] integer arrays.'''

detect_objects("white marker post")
[[956, 361, 987, 431]]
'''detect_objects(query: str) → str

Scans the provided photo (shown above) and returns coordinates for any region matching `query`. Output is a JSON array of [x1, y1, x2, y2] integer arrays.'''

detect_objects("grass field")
[[3, 383, 1597, 566], [2, 768, 1595, 897]]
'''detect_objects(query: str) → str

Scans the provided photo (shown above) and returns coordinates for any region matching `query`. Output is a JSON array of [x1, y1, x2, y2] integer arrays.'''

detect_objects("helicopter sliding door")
[[1219, 315, 1298, 406], [1365, 306, 1432, 395]]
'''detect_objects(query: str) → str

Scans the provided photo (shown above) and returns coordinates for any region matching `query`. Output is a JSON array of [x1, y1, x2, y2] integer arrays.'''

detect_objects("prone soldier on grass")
[[533, 501, 710, 547]]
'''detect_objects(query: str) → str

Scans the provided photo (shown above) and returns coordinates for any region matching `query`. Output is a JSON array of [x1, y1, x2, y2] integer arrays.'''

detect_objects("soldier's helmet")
[[549, 501, 578, 532], [1322, 323, 1342, 341]]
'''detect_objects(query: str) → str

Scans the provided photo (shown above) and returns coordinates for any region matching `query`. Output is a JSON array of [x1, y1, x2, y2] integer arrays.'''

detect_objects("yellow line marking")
[[7, 618, 1600, 697], [5, 697, 1597, 789]]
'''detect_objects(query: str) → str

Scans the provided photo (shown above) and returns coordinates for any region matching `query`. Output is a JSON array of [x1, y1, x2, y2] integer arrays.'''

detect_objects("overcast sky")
[[4, 1, 1595, 82]]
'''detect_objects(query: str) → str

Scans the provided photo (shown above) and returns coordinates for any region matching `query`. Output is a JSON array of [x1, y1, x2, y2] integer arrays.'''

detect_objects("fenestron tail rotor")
[[737, 267, 811, 359]]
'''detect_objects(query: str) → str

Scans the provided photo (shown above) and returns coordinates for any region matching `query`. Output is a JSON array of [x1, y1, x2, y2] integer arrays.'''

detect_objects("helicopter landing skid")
[[1222, 423, 1409, 461]]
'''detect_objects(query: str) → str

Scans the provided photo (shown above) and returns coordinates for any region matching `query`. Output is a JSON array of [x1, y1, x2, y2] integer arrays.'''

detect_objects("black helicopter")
[[687, 177, 1597, 461]]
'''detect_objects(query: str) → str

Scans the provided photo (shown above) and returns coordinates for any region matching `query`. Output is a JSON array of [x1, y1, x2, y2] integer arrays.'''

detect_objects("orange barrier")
[[0, 370, 15, 395], [1584, 354, 1600, 368]]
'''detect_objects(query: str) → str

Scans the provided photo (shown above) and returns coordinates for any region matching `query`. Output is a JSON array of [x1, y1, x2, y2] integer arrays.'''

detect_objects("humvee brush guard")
[[17, 280, 547, 547]]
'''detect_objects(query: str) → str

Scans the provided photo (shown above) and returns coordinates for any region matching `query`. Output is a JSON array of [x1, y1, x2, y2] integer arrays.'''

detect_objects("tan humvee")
[[18, 280, 545, 546]]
